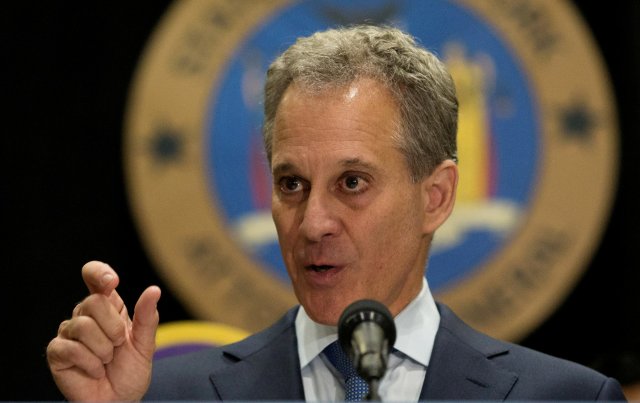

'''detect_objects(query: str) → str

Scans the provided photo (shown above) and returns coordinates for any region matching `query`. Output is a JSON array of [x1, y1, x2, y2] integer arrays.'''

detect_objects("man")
[[47, 25, 626, 401]]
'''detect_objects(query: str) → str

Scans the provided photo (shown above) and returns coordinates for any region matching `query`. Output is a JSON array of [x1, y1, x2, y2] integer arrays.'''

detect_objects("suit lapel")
[[209, 308, 305, 400], [205, 303, 518, 400], [420, 304, 518, 400]]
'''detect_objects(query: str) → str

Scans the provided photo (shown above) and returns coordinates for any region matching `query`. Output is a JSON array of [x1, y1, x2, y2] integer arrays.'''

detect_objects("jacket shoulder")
[[144, 307, 300, 400], [435, 303, 626, 400]]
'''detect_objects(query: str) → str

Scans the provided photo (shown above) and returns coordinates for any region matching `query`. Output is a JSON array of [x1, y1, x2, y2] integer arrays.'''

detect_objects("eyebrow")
[[272, 158, 380, 178], [339, 158, 379, 173], [271, 162, 295, 178]]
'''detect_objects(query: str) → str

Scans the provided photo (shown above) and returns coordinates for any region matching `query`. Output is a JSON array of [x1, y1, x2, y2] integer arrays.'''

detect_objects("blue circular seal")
[[125, 0, 618, 340]]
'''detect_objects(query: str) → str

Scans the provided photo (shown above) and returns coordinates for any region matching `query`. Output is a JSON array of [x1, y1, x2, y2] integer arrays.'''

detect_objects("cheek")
[[272, 204, 299, 257], [360, 199, 423, 259], [272, 197, 290, 231]]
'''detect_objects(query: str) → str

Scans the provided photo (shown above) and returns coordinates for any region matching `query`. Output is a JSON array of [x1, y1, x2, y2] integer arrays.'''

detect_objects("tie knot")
[[323, 341, 369, 401]]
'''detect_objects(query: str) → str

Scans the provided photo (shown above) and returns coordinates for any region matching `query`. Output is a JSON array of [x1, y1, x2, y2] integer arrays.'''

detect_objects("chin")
[[300, 294, 362, 326], [302, 304, 339, 326], [297, 298, 337, 326]]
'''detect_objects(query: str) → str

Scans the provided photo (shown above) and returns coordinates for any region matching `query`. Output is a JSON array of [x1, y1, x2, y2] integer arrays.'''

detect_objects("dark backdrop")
[[4, 1, 640, 400]]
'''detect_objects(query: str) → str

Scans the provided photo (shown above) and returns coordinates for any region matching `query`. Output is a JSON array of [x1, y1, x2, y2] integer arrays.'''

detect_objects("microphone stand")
[[365, 378, 381, 401], [338, 299, 397, 402]]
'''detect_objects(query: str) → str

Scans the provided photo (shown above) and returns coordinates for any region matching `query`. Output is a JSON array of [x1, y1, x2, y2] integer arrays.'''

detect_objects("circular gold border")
[[442, 0, 618, 340], [124, 0, 618, 339], [124, 0, 296, 332], [156, 320, 250, 348]]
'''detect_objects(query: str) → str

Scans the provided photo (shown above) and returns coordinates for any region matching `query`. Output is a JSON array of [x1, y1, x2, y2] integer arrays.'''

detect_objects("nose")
[[299, 188, 341, 242]]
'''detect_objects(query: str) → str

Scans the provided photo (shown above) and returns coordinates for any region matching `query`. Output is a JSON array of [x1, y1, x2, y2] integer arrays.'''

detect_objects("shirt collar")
[[295, 277, 440, 369], [392, 277, 440, 366]]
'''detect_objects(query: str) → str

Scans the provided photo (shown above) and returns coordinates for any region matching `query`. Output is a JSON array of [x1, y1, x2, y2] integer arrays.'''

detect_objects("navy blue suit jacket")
[[145, 303, 626, 401]]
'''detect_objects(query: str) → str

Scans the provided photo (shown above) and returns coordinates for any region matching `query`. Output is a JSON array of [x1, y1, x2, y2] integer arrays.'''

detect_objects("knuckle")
[[63, 316, 95, 340], [84, 293, 107, 307], [46, 337, 61, 361], [67, 345, 105, 378], [47, 333, 110, 377], [96, 343, 115, 364], [46, 338, 74, 369], [75, 294, 113, 320], [57, 320, 69, 335], [107, 319, 127, 345], [72, 302, 82, 317]]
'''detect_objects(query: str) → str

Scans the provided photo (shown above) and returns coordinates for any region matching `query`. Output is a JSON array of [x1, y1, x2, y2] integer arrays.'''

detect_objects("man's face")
[[270, 78, 432, 325]]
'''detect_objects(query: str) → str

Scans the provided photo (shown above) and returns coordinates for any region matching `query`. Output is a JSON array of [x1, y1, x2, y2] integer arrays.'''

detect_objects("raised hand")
[[46, 261, 161, 401]]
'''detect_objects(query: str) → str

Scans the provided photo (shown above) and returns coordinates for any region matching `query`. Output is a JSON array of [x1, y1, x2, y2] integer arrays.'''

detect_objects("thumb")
[[131, 285, 161, 359]]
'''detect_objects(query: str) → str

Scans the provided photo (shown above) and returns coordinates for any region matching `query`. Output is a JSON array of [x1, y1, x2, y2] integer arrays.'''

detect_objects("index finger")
[[81, 261, 120, 296]]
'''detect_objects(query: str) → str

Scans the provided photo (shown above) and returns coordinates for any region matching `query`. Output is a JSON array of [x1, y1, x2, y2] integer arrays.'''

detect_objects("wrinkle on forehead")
[[271, 78, 403, 170]]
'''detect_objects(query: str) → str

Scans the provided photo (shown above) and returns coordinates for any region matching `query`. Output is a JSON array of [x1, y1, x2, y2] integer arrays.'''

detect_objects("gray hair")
[[263, 24, 458, 181]]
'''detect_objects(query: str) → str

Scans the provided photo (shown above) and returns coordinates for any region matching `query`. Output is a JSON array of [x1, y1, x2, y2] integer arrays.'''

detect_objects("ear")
[[421, 160, 458, 234]]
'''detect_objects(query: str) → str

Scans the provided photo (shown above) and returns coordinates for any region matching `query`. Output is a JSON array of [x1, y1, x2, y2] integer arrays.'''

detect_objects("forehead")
[[271, 78, 403, 168]]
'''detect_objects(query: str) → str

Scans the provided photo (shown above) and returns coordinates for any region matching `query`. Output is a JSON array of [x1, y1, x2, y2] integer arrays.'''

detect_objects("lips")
[[303, 263, 344, 286], [306, 264, 335, 272]]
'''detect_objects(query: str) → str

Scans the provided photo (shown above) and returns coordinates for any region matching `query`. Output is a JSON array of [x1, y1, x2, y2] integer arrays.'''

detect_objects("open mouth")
[[307, 265, 335, 272]]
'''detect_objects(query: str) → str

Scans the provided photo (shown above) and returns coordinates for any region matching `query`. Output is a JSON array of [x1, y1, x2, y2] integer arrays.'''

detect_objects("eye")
[[345, 176, 360, 189], [339, 174, 369, 194], [278, 176, 305, 194]]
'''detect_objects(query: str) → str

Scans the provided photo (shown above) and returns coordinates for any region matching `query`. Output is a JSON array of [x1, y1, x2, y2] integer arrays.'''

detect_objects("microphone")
[[338, 299, 397, 400]]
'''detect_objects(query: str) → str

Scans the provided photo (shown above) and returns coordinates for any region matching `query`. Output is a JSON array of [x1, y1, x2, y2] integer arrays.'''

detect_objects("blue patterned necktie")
[[324, 341, 370, 401]]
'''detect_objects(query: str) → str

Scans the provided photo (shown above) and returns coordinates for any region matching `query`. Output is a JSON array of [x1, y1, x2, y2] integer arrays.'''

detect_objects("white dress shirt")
[[295, 277, 440, 402]]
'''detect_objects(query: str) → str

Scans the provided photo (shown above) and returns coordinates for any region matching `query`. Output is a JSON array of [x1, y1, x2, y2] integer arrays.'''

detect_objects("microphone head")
[[338, 299, 397, 349], [337, 299, 397, 380]]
